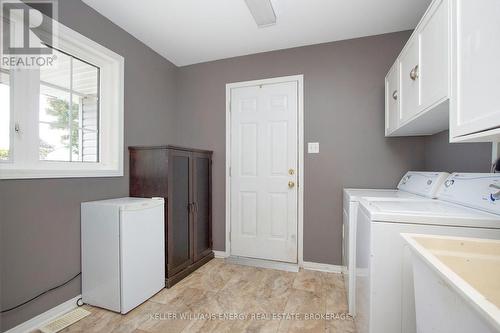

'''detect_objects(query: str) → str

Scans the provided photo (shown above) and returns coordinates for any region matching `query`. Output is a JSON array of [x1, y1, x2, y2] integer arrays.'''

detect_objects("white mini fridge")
[[81, 197, 165, 314]]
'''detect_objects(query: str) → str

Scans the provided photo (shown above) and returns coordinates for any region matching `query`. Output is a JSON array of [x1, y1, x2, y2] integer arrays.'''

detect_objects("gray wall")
[[424, 130, 492, 172], [175, 31, 426, 265], [0, 0, 177, 331]]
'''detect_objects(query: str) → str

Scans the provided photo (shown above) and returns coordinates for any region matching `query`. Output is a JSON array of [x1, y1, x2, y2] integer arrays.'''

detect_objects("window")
[[0, 19, 124, 179], [39, 47, 100, 162]]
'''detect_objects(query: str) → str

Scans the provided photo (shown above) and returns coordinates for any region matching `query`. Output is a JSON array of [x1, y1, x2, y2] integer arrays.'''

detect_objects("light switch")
[[308, 142, 319, 154]]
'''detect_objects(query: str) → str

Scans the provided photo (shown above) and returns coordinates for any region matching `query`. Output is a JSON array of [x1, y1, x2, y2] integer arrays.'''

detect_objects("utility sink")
[[403, 233, 500, 333]]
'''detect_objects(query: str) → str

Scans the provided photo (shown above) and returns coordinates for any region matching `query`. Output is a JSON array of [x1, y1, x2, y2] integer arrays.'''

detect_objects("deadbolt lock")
[[288, 168, 295, 175]]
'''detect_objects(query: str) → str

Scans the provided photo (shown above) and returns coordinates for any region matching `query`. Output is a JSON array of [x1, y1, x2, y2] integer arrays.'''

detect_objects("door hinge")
[[229, 166, 232, 177]]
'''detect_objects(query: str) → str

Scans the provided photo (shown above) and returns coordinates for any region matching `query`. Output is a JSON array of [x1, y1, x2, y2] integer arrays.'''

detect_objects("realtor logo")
[[1, 0, 58, 67]]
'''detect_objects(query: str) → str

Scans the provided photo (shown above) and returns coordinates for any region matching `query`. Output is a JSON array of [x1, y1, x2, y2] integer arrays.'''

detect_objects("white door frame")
[[225, 74, 304, 266]]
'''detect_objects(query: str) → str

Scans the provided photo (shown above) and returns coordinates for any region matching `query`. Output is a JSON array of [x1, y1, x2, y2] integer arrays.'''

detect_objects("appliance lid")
[[437, 173, 500, 216], [83, 197, 164, 210], [368, 200, 496, 218], [344, 189, 420, 202], [397, 171, 449, 198], [360, 198, 500, 228]]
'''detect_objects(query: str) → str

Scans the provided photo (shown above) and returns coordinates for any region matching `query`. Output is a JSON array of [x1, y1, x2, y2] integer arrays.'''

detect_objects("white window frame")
[[0, 18, 124, 179]]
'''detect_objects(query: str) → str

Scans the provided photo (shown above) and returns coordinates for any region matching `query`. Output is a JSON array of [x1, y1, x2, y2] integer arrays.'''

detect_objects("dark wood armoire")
[[129, 145, 214, 287]]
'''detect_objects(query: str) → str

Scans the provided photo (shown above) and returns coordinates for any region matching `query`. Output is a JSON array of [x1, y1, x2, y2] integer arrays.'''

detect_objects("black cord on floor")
[[0, 272, 81, 314]]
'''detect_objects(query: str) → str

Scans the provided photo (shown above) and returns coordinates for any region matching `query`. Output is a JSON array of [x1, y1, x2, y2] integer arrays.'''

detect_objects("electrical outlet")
[[308, 142, 319, 154]]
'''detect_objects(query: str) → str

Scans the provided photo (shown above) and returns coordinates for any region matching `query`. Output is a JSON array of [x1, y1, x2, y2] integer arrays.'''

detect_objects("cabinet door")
[[167, 149, 193, 276], [385, 62, 399, 135], [192, 152, 212, 261], [450, 0, 500, 139], [120, 205, 165, 313], [419, 0, 449, 111], [399, 37, 420, 124]]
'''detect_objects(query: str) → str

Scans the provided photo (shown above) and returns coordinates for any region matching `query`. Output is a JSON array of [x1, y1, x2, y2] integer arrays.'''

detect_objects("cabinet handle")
[[410, 65, 419, 81], [187, 202, 198, 213], [392, 90, 398, 100]]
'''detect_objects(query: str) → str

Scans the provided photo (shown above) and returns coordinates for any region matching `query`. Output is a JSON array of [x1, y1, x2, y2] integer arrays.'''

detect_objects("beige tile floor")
[[58, 259, 356, 333]]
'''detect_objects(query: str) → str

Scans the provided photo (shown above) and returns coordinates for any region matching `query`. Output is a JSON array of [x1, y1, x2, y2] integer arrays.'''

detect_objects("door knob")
[[288, 181, 295, 188]]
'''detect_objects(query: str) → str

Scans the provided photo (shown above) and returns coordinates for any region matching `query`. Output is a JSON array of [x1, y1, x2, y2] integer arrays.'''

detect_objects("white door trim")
[[225, 74, 304, 266]]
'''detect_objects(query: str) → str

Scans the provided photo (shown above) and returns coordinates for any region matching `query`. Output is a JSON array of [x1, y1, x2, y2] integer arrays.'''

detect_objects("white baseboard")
[[302, 261, 345, 274], [226, 256, 299, 272], [5, 295, 81, 333], [213, 250, 229, 259], [214, 252, 343, 274]]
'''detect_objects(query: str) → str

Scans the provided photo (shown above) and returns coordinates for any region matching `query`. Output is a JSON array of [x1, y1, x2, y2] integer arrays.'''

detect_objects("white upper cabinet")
[[386, 0, 449, 137], [386, 0, 500, 142], [385, 63, 399, 135], [450, 0, 500, 142]]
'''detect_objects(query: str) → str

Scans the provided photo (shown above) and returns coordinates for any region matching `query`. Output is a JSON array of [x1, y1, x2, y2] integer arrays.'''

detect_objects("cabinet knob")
[[410, 65, 419, 81], [392, 90, 398, 100]]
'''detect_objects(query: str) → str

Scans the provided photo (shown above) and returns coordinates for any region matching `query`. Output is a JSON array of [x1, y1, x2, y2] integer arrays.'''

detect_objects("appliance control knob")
[[445, 179, 455, 188], [489, 184, 500, 201]]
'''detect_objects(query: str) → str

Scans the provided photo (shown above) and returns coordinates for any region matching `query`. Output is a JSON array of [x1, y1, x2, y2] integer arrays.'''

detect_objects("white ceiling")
[[82, 0, 432, 67]]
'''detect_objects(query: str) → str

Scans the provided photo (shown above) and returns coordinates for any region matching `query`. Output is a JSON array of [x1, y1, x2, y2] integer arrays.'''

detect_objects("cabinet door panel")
[[419, 0, 449, 111], [129, 148, 168, 198], [193, 153, 212, 261], [167, 150, 193, 276], [399, 38, 420, 124], [385, 62, 399, 135], [451, 0, 500, 138]]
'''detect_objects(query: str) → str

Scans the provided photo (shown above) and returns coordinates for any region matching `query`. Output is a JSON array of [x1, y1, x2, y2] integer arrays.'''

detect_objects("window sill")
[[0, 166, 123, 179]]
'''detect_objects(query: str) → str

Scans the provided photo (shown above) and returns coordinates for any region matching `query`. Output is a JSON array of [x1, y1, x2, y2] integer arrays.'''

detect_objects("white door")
[[399, 37, 420, 124], [230, 80, 298, 263], [450, 0, 500, 139], [419, 0, 448, 111], [120, 205, 165, 313]]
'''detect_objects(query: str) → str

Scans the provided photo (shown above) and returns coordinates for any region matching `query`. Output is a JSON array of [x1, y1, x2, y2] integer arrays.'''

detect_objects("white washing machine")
[[354, 173, 500, 333], [343, 171, 449, 315]]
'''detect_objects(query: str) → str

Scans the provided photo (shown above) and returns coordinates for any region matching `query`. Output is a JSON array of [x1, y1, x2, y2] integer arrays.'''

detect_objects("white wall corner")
[[213, 250, 229, 259]]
